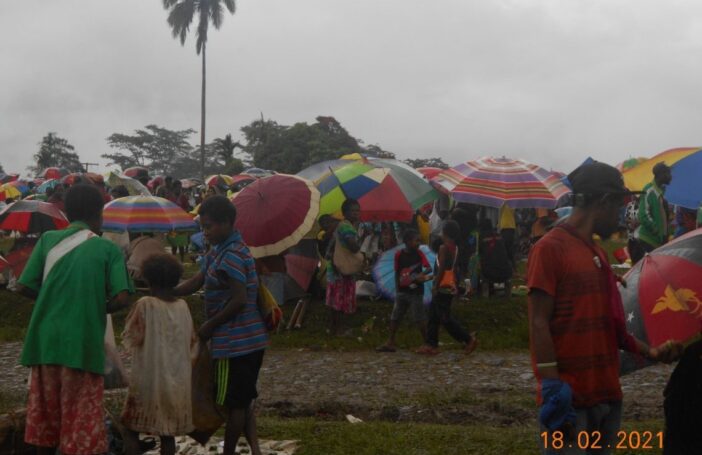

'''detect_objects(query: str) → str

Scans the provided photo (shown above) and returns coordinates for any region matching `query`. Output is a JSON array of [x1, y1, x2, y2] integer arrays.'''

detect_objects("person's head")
[[64, 184, 105, 232], [199, 195, 236, 245], [141, 253, 183, 292], [165, 176, 173, 187], [567, 162, 633, 239], [172, 180, 182, 196], [319, 214, 338, 232], [450, 207, 477, 236], [402, 228, 420, 250], [441, 220, 461, 245], [205, 186, 219, 198], [653, 162, 672, 187], [110, 185, 129, 199], [479, 218, 494, 235], [341, 199, 361, 223]]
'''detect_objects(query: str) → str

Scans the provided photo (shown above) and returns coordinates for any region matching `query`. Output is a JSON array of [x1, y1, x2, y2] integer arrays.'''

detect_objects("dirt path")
[[0, 342, 674, 425]]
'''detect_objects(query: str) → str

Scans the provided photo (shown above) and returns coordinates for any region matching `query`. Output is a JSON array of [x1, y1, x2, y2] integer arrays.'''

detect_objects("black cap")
[[567, 161, 637, 196]]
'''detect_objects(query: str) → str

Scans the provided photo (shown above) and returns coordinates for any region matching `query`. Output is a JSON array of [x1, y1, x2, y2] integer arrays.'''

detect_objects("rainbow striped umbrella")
[[432, 156, 571, 209], [102, 195, 197, 233], [622, 147, 701, 191]]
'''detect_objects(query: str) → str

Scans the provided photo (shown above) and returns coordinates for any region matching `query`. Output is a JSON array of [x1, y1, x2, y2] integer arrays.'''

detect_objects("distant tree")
[[29, 133, 84, 175], [211, 133, 246, 175], [241, 115, 391, 174], [162, 0, 237, 179], [403, 157, 449, 169], [103, 125, 196, 177]]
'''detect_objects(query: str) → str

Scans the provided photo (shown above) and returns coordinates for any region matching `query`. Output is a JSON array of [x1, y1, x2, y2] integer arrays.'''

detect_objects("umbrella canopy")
[[431, 156, 571, 209], [41, 167, 69, 180], [37, 179, 61, 194], [622, 147, 700, 191], [206, 174, 234, 189], [147, 175, 165, 190], [0, 200, 69, 233], [102, 196, 198, 233], [616, 157, 647, 172], [180, 178, 202, 189], [61, 173, 101, 186], [0, 184, 22, 202], [231, 174, 320, 258], [296, 158, 356, 181], [24, 194, 47, 202], [416, 167, 445, 180], [619, 229, 702, 373], [662, 150, 702, 210], [0, 174, 19, 184], [372, 244, 436, 305], [106, 172, 151, 196], [123, 166, 149, 179], [243, 167, 273, 178], [0, 245, 33, 278], [284, 239, 319, 292], [4, 180, 30, 196]]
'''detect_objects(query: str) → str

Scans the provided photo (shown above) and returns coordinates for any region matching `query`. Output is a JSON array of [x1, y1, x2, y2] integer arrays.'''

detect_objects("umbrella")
[[231, 174, 320, 258], [231, 173, 256, 187], [372, 244, 436, 305], [243, 167, 273, 178], [61, 173, 102, 186], [619, 229, 702, 373], [180, 178, 202, 189], [123, 166, 149, 179], [37, 179, 61, 194], [417, 167, 444, 180], [4, 180, 31, 196], [616, 157, 647, 172], [0, 184, 22, 202], [102, 196, 198, 233], [662, 150, 702, 210], [0, 174, 19, 184], [147, 175, 165, 190], [206, 174, 234, 189], [106, 172, 151, 196], [284, 239, 320, 292], [0, 200, 69, 233], [296, 158, 356, 181], [0, 245, 34, 278], [622, 147, 701, 191], [24, 194, 47, 202], [41, 167, 69, 180], [431, 156, 571, 209]]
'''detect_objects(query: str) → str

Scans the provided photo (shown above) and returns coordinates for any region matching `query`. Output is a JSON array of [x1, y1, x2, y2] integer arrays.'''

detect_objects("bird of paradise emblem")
[[652, 286, 702, 317]]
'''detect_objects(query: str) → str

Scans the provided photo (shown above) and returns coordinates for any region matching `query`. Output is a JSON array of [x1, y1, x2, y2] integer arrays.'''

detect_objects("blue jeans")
[[541, 401, 622, 455]]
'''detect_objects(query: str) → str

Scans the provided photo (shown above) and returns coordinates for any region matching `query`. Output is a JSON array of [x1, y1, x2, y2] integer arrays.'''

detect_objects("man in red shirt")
[[528, 162, 680, 454]]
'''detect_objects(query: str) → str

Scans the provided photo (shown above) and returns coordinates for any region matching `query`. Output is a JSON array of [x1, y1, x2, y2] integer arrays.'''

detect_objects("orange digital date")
[[541, 430, 663, 450]]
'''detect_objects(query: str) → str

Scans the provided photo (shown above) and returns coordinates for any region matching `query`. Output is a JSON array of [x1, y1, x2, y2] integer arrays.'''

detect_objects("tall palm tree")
[[162, 0, 236, 179]]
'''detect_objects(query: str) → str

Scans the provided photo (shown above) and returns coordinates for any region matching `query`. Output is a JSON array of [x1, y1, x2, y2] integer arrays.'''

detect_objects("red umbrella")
[[148, 176, 165, 190], [417, 167, 444, 180], [0, 200, 69, 233], [232, 174, 320, 258], [123, 167, 149, 179], [0, 174, 19, 184], [61, 173, 102, 186], [41, 167, 69, 180], [285, 239, 319, 292], [0, 245, 34, 277]]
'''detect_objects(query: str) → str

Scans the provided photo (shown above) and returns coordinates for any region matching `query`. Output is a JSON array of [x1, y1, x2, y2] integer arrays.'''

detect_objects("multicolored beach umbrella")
[[431, 156, 571, 209], [657, 149, 702, 210], [102, 196, 197, 233], [622, 147, 701, 191], [37, 179, 61, 194], [372, 244, 437, 305], [616, 157, 647, 172], [206, 174, 234, 189]]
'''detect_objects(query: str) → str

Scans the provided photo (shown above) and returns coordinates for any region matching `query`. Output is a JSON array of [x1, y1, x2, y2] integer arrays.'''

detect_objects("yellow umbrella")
[[623, 147, 701, 191], [0, 184, 22, 201]]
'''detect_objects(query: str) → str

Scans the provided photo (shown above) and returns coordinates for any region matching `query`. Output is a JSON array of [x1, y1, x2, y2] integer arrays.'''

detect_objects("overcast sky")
[[3, 0, 702, 176]]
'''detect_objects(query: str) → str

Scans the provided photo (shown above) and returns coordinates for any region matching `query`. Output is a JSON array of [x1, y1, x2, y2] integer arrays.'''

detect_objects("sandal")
[[464, 333, 479, 356], [415, 345, 440, 356]]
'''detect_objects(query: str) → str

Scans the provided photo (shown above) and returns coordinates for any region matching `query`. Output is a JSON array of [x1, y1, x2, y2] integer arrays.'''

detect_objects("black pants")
[[501, 228, 516, 268], [628, 238, 655, 265], [427, 293, 471, 348]]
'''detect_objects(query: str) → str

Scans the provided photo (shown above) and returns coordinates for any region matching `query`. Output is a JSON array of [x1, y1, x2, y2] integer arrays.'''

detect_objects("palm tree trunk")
[[200, 42, 206, 180]]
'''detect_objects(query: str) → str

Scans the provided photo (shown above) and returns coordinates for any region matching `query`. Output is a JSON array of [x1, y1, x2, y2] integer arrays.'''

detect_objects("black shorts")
[[214, 350, 265, 409]]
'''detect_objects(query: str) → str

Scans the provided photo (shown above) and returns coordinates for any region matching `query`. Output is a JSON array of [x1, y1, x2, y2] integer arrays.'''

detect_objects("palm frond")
[[210, 0, 224, 29], [162, 0, 179, 9], [167, 0, 196, 45], [195, 9, 209, 54], [222, 0, 236, 14]]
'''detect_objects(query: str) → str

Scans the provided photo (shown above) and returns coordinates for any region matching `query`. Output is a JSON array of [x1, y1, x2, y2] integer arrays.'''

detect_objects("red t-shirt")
[[527, 227, 622, 408]]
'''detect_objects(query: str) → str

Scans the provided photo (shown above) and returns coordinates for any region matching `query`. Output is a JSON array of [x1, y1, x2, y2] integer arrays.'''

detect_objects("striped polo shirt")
[[202, 230, 269, 359]]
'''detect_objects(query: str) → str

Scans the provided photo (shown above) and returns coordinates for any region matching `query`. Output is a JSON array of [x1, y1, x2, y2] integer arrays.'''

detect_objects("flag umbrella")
[[37, 179, 61, 194], [41, 167, 69, 180], [102, 196, 198, 233], [622, 147, 701, 192], [0, 184, 22, 202], [284, 239, 319, 292], [123, 166, 149, 179], [205, 174, 234, 189], [106, 172, 151, 196], [0, 200, 69, 233], [662, 150, 702, 210], [231, 174, 320, 258], [417, 167, 444, 180], [619, 229, 702, 373], [4, 180, 31, 196], [372, 244, 436, 305], [616, 157, 647, 172], [431, 156, 571, 209], [0, 174, 19, 184]]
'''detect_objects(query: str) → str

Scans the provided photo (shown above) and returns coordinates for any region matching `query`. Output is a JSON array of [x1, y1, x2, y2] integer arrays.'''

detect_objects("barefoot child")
[[377, 229, 432, 352], [121, 253, 196, 455]]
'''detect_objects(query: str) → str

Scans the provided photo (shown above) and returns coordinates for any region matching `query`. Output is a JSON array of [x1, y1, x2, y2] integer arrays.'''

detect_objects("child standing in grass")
[[121, 253, 196, 455], [377, 229, 432, 352]]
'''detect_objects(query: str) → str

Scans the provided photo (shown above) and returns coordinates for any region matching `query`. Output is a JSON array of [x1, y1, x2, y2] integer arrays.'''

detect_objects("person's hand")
[[649, 340, 684, 364], [539, 378, 576, 433], [197, 321, 216, 341]]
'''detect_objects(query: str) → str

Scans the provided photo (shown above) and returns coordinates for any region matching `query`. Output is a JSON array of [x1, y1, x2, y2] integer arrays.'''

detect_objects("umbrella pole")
[[294, 296, 310, 329], [286, 299, 304, 330]]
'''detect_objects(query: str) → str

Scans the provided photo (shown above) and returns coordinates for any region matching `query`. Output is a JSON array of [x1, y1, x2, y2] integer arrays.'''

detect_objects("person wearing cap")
[[633, 162, 672, 263], [528, 162, 680, 454]]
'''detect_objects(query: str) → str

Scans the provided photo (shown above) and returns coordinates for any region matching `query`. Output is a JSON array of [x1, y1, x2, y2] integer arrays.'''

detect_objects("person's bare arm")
[[107, 290, 131, 314], [197, 277, 247, 340], [432, 245, 447, 294], [174, 271, 205, 297], [529, 289, 559, 380], [15, 284, 38, 300]]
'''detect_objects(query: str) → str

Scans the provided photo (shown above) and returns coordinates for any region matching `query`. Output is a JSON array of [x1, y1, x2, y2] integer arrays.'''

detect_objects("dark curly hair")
[[141, 253, 183, 289], [200, 195, 237, 225], [65, 184, 104, 223]]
